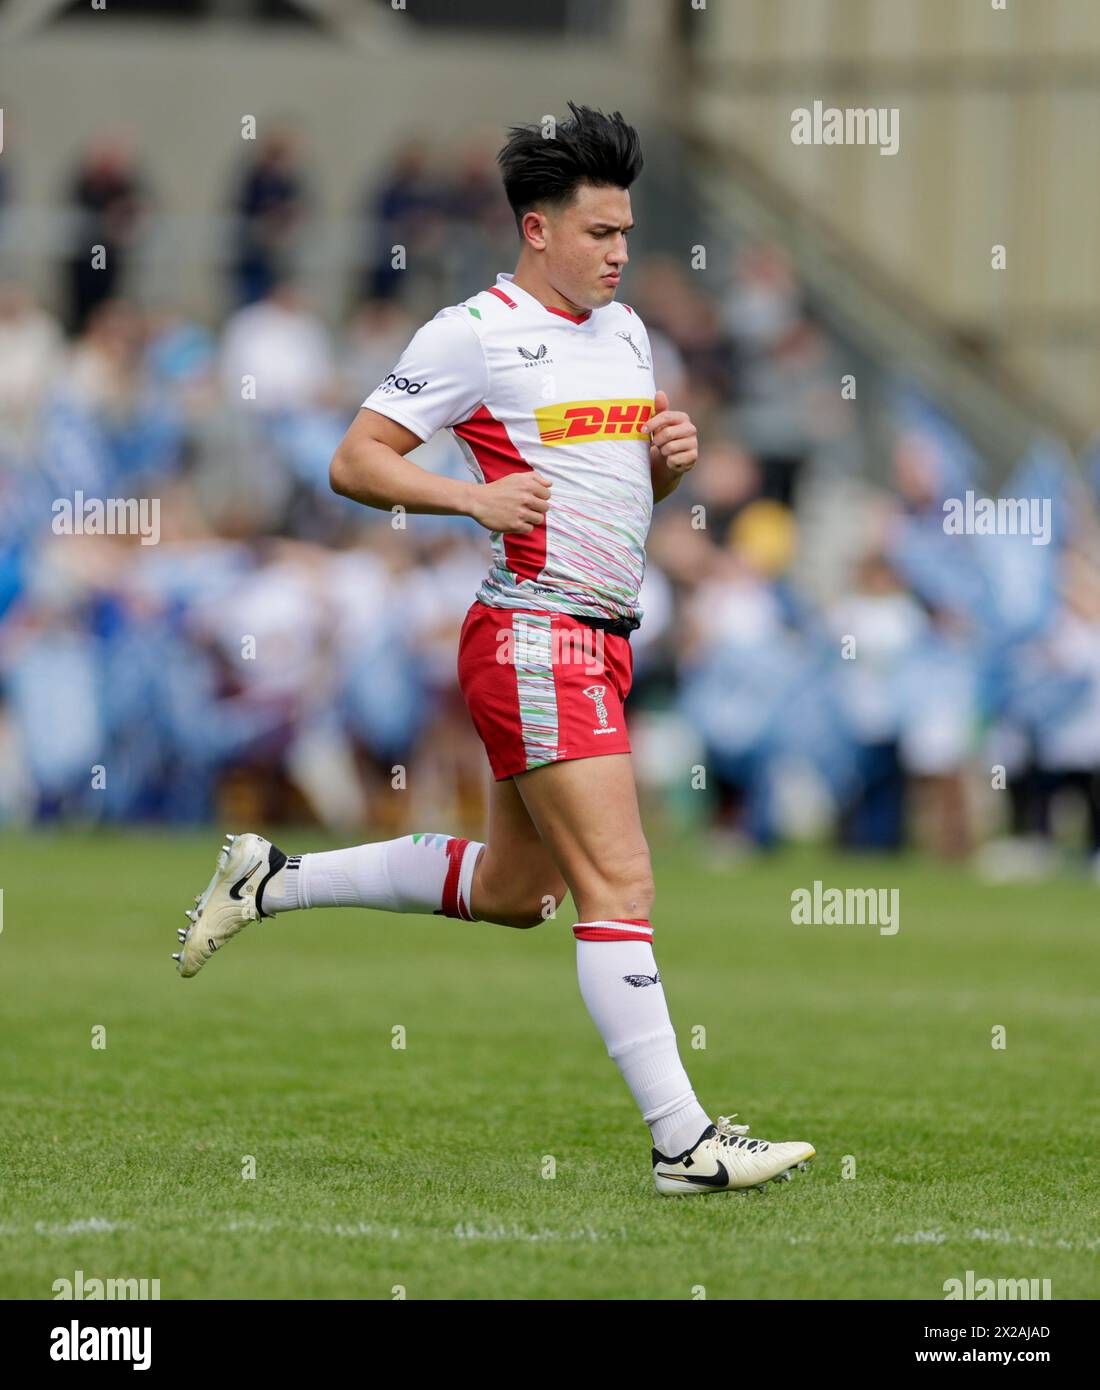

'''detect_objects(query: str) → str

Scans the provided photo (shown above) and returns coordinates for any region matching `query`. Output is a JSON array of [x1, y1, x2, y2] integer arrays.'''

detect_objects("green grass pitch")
[[1, 829, 1096, 1299]]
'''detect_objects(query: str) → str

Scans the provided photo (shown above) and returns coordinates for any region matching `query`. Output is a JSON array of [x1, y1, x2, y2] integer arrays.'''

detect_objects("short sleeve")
[[360, 310, 487, 442]]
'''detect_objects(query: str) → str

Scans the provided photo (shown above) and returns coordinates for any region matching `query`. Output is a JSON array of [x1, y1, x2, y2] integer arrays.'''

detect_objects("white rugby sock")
[[259, 834, 484, 921], [573, 919, 711, 1158]]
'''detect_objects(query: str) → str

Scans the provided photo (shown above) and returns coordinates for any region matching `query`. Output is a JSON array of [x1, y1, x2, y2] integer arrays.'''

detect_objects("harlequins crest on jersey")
[[615, 329, 650, 367]]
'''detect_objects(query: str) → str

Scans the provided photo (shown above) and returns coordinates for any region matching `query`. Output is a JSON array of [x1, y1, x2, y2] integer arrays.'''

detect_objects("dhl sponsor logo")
[[535, 399, 653, 445]]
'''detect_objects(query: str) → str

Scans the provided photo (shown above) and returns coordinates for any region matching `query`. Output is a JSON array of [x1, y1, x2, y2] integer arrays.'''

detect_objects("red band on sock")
[[573, 918, 653, 943], [441, 837, 470, 919]]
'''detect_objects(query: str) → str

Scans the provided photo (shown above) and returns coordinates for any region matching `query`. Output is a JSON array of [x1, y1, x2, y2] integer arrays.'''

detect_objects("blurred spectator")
[[1000, 559, 1100, 874], [361, 140, 449, 305], [220, 281, 338, 413], [0, 282, 64, 453], [54, 299, 186, 493], [66, 299, 147, 413], [444, 141, 517, 292], [678, 438, 762, 534], [633, 256, 735, 421], [829, 553, 925, 851], [341, 298, 417, 409], [64, 132, 150, 333], [144, 306, 220, 419], [230, 126, 311, 307]]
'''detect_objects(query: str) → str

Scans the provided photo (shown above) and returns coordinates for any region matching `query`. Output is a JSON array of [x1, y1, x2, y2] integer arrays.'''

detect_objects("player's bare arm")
[[645, 387, 698, 503], [330, 407, 552, 534]]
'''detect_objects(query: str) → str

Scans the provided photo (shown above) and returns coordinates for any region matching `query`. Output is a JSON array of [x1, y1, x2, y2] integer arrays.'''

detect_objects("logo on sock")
[[623, 972, 660, 988]]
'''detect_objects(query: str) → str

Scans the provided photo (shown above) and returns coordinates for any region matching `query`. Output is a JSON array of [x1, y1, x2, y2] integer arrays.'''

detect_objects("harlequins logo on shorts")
[[583, 684, 614, 732]]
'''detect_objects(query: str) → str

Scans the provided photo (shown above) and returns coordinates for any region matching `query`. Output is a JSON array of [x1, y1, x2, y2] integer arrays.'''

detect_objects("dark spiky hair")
[[497, 101, 643, 236]]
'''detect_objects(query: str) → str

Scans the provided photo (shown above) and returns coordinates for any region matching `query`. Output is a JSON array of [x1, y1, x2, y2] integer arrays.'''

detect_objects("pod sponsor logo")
[[379, 373, 427, 395]]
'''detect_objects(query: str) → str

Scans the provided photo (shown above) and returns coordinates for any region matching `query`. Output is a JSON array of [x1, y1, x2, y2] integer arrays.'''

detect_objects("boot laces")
[[714, 1113, 769, 1153]]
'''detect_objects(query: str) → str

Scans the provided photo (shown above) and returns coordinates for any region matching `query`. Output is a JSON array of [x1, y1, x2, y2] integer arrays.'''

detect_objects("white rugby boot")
[[173, 832, 287, 978], [652, 1113, 815, 1195]]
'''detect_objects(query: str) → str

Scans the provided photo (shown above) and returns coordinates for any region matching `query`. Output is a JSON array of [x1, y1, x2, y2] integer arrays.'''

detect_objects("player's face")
[[544, 183, 633, 311]]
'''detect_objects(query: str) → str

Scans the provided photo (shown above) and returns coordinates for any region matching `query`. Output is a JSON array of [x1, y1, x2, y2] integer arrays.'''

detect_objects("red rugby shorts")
[[457, 601, 634, 780]]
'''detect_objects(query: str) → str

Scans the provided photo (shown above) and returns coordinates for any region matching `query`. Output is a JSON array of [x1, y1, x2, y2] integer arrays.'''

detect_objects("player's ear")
[[521, 209, 548, 252]]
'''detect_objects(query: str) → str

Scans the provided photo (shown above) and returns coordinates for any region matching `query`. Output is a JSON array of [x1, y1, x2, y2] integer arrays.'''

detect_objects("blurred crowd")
[[3, 129, 1100, 878]]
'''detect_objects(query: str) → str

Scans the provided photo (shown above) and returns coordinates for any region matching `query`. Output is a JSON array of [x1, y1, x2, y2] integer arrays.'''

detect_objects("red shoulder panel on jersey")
[[487, 286, 517, 309]]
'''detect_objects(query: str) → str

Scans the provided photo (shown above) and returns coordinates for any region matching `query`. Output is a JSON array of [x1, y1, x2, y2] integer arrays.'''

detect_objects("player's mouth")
[[600, 273, 621, 288]]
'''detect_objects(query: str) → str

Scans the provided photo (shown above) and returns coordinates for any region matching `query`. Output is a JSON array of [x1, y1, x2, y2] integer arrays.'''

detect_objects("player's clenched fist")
[[644, 388, 698, 474], [470, 471, 553, 534]]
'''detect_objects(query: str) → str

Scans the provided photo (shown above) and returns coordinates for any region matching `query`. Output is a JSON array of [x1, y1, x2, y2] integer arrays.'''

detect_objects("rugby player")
[[173, 103, 815, 1195]]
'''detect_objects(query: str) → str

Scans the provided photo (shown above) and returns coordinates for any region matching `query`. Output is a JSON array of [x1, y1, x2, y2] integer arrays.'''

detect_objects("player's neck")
[[510, 259, 589, 319]]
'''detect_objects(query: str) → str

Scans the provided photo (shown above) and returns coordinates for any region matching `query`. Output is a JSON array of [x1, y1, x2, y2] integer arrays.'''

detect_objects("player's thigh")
[[475, 773, 569, 913], [512, 752, 654, 910]]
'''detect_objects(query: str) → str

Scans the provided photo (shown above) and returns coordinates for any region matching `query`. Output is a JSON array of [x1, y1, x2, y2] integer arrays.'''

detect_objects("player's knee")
[[607, 849, 655, 903], [583, 848, 654, 919]]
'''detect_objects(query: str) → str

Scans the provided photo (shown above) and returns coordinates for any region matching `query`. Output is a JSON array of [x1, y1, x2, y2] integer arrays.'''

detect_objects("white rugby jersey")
[[361, 271, 657, 625]]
